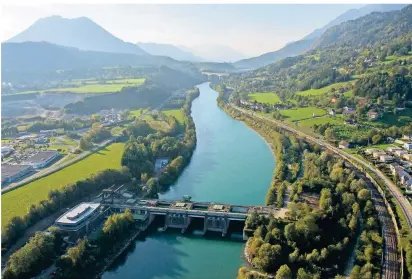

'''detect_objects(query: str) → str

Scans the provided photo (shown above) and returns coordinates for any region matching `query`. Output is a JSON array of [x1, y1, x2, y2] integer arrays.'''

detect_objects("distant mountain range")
[[6, 15, 147, 55], [233, 4, 408, 70], [137, 42, 204, 62], [182, 44, 247, 63]]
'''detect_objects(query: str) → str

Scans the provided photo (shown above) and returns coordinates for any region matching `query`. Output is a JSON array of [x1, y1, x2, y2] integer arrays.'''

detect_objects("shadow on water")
[[104, 223, 189, 279]]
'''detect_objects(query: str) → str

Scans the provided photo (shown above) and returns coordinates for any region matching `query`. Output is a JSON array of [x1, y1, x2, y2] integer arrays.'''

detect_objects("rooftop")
[[56, 203, 100, 225], [1, 164, 32, 178], [24, 151, 58, 164]]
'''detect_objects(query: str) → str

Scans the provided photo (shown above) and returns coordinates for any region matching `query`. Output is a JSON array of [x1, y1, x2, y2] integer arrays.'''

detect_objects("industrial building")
[[55, 202, 106, 240], [1, 164, 34, 186], [22, 150, 60, 168]]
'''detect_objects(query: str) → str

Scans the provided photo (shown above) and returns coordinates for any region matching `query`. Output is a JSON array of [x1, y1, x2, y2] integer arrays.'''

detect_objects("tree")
[[79, 137, 91, 150], [371, 134, 382, 145], [319, 188, 333, 214], [275, 265, 292, 279], [357, 189, 371, 205], [325, 128, 337, 140]]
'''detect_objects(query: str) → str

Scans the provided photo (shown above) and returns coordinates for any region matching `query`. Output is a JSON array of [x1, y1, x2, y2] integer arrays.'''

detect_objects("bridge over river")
[[99, 189, 285, 238]]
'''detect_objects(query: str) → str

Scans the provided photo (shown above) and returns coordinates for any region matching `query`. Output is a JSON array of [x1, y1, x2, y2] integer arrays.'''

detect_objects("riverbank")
[[101, 82, 275, 279]]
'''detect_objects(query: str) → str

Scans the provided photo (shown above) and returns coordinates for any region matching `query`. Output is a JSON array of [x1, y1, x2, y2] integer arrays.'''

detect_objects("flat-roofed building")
[[1, 164, 34, 186], [55, 202, 104, 240], [403, 154, 412, 161], [372, 151, 386, 159], [22, 150, 59, 169], [380, 155, 395, 163]]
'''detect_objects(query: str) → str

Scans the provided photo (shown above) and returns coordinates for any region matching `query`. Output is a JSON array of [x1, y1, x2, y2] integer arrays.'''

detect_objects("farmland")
[[280, 107, 327, 121], [298, 116, 343, 128], [16, 78, 146, 94], [248, 92, 282, 104], [297, 81, 353, 96], [1, 143, 125, 228]]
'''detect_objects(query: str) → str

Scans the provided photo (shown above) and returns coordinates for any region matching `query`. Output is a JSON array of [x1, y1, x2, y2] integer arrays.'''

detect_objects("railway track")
[[231, 105, 402, 279]]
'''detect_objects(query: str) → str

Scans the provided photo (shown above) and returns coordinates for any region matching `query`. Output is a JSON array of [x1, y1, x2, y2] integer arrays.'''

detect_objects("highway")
[[231, 105, 408, 279]]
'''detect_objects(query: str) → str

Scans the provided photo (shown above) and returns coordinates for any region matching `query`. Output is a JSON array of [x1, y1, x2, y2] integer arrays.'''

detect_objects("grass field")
[[1, 143, 125, 228], [297, 81, 353, 96], [298, 116, 342, 128], [163, 109, 184, 123], [128, 109, 146, 119], [280, 107, 327, 121], [248, 92, 282, 104], [18, 78, 145, 94]]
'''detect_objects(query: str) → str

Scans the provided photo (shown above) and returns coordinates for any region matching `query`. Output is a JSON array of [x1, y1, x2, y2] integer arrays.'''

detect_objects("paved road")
[[231, 105, 404, 279]]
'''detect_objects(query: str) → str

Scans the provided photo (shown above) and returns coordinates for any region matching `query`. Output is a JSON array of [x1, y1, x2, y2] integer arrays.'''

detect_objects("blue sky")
[[2, 4, 363, 56]]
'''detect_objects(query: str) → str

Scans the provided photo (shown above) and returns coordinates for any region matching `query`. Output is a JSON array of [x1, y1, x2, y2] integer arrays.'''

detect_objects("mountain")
[[1, 42, 186, 72], [302, 4, 408, 40], [313, 5, 412, 50], [233, 39, 315, 70], [6, 15, 147, 55], [137, 42, 204, 62], [181, 44, 247, 63], [233, 4, 407, 70]]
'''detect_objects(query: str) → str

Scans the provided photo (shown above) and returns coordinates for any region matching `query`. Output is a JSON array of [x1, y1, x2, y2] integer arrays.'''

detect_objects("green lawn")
[[280, 107, 327, 121], [1, 143, 125, 229], [162, 109, 184, 123], [297, 81, 353, 96], [248, 92, 282, 104], [298, 116, 342, 128], [17, 78, 145, 94]]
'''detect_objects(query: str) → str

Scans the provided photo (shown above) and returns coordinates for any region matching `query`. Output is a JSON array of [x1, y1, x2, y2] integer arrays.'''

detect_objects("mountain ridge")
[[6, 15, 147, 56]]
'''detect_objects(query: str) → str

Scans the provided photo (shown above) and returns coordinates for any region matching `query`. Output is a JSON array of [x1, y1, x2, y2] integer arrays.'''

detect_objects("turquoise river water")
[[102, 82, 275, 279]]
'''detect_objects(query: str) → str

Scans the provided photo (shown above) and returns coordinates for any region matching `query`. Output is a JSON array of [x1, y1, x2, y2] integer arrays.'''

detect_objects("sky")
[[1, 4, 363, 56]]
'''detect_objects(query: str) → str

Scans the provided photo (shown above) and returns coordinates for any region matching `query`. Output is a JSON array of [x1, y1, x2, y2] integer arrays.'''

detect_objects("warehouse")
[[22, 150, 60, 169], [1, 164, 34, 186]]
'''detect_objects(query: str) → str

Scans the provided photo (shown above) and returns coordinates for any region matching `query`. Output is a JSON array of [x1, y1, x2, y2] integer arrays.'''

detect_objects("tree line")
[[1, 168, 131, 253]]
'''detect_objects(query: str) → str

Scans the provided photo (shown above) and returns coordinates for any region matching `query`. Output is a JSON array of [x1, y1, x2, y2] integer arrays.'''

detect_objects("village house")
[[404, 142, 412, 150], [386, 146, 403, 153], [379, 155, 395, 163], [402, 134, 412, 141], [394, 150, 408, 157], [329, 109, 336, 116], [372, 150, 386, 159], [367, 110, 381, 121], [338, 140, 350, 149], [342, 106, 356, 115], [403, 153, 412, 161]]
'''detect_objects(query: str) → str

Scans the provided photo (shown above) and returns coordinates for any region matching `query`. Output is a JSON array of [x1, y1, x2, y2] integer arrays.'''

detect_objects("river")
[[102, 82, 275, 279]]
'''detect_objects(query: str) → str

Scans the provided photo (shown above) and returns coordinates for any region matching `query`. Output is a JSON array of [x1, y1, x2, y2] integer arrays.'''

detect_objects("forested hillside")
[[227, 5, 412, 98]]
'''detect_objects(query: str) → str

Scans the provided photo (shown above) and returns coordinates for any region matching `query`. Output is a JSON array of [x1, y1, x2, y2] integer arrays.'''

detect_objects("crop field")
[[298, 116, 342, 128], [248, 92, 282, 104], [280, 107, 327, 121], [1, 143, 125, 228], [297, 81, 353, 96], [163, 109, 184, 123], [17, 78, 145, 94]]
